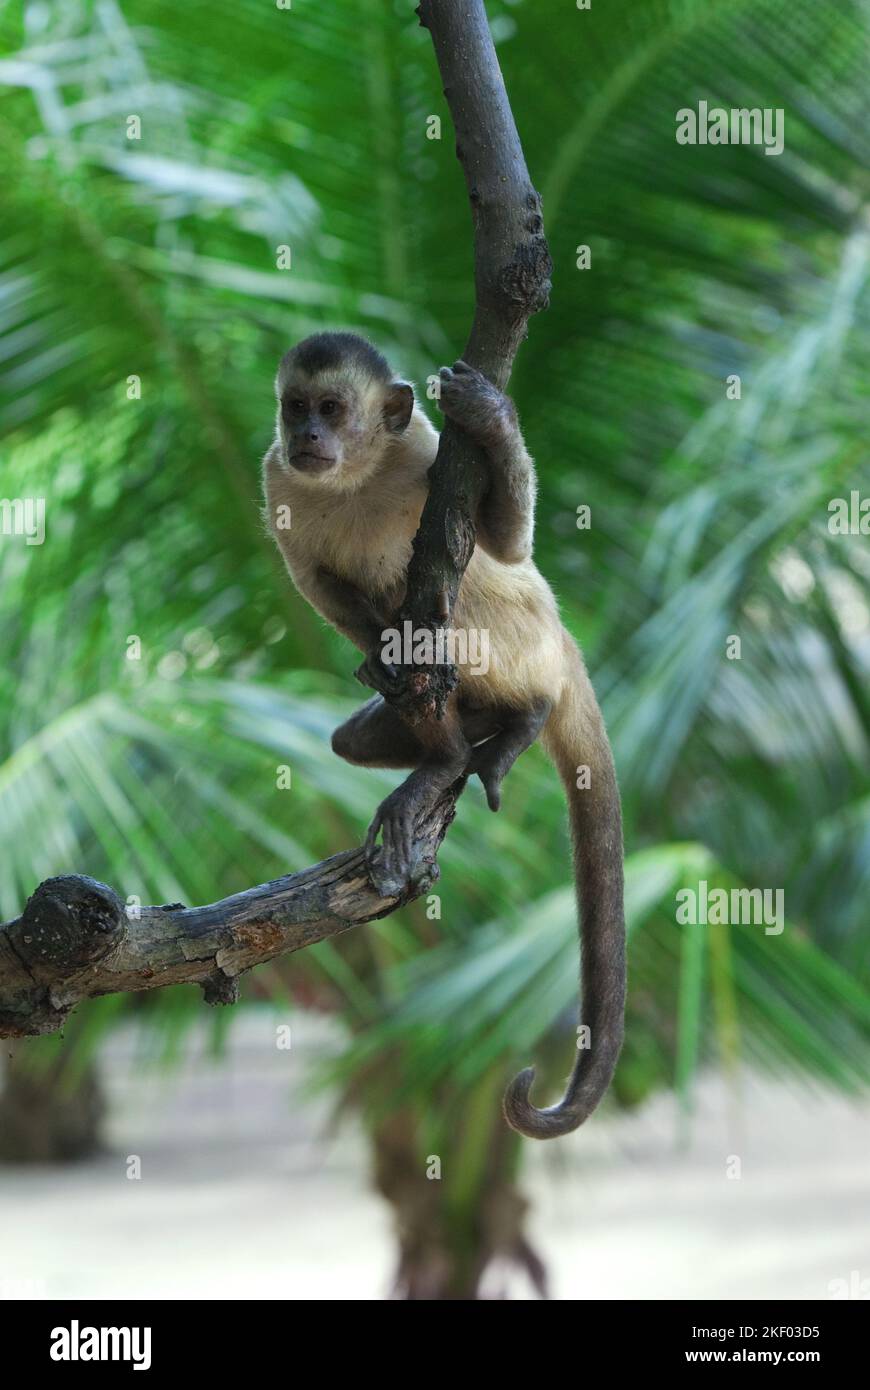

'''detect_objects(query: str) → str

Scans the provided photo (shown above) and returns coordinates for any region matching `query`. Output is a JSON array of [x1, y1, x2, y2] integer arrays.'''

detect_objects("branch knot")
[[19, 875, 125, 978]]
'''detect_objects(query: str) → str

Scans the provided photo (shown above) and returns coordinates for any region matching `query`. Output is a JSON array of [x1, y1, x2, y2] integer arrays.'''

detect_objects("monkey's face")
[[276, 354, 415, 492], [278, 381, 354, 481]]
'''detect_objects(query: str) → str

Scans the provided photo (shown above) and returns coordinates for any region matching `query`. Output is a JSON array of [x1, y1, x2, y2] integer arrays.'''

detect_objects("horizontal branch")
[[0, 787, 461, 1038]]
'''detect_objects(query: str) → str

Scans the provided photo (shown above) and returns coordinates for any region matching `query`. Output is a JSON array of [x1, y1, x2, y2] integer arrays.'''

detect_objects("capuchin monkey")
[[262, 331, 625, 1141]]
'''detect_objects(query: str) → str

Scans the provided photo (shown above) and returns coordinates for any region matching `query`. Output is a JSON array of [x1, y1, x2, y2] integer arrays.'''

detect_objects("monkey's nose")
[[308, 431, 320, 441]]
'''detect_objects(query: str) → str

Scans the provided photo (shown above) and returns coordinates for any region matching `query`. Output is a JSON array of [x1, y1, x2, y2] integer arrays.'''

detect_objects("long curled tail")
[[503, 635, 625, 1140]]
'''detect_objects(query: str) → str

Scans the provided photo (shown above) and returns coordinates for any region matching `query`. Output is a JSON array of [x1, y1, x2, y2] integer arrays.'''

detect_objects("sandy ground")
[[1, 1012, 868, 1301]]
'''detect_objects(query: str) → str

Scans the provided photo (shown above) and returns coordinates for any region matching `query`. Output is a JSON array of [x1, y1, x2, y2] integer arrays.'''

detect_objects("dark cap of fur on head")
[[282, 332, 392, 382]]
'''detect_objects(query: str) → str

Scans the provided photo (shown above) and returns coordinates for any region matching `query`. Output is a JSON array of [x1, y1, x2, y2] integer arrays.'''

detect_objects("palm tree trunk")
[[0, 1039, 104, 1162], [371, 1102, 547, 1300]]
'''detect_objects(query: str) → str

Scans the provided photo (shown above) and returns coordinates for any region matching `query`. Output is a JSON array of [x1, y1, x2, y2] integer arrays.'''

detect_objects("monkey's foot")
[[438, 361, 516, 445], [365, 786, 435, 898], [467, 741, 507, 812]]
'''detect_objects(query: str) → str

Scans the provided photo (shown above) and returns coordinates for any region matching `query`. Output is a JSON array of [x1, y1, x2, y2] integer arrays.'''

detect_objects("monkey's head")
[[274, 332, 415, 491]]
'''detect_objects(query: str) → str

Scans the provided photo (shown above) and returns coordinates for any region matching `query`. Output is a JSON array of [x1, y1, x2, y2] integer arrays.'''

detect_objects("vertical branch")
[[382, 0, 552, 724]]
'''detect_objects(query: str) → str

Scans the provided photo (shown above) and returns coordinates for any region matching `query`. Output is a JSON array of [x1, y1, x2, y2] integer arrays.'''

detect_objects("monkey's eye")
[[286, 398, 306, 414], [319, 399, 338, 417]]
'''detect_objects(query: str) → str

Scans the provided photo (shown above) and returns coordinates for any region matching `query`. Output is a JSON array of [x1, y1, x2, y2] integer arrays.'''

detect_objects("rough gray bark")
[[0, 792, 455, 1039], [0, 0, 548, 1038]]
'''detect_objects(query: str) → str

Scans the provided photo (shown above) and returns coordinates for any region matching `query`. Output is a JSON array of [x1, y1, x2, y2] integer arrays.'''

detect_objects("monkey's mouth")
[[290, 451, 337, 473]]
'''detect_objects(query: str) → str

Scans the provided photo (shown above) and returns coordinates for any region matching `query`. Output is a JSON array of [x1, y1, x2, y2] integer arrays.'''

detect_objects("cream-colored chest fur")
[[305, 473, 426, 595]]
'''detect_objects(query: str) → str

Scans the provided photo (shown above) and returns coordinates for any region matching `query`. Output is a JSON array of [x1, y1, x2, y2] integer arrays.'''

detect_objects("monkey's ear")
[[384, 381, 414, 433]]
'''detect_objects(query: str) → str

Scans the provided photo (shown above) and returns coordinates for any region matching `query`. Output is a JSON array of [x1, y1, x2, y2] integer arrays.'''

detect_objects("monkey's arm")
[[439, 361, 535, 564], [298, 565, 411, 699], [300, 565, 389, 656]]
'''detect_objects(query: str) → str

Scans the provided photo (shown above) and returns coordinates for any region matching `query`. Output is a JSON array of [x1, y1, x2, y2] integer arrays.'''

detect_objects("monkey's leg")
[[438, 361, 534, 564], [333, 697, 504, 769], [366, 693, 472, 895], [331, 695, 423, 769], [466, 697, 552, 811]]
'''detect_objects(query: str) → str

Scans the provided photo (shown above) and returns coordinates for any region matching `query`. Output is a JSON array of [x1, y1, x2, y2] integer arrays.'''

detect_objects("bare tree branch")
[[0, 791, 458, 1038], [372, 0, 552, 723], [0, 0, 548, 1037]]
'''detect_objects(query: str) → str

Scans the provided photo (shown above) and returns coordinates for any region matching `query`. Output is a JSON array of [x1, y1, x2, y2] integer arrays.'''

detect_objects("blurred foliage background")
[[0, 0, 868, 1298]]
